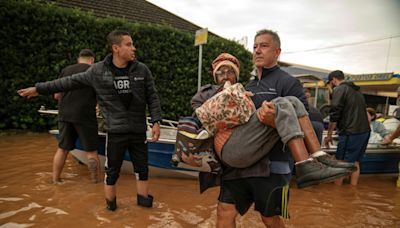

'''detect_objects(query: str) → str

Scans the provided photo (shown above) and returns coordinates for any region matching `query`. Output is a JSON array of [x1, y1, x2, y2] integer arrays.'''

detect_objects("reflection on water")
[[0, 133, 399, 227]]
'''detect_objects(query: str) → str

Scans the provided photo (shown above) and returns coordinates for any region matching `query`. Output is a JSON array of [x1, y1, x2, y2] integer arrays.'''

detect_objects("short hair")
[[328, 70, 345, 81], [255, 29, 281, 48], [367, 107, 376, 121], [107, 30, 131, 51], [78, 49, 95, 58]]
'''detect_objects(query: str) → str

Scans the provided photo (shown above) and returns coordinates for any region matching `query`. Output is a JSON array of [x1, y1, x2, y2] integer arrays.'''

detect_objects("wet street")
[[0, 133, 399, 227]]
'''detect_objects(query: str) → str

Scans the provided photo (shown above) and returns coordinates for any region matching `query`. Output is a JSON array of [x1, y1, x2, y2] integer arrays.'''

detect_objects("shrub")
[[0, 0, 252, 130]]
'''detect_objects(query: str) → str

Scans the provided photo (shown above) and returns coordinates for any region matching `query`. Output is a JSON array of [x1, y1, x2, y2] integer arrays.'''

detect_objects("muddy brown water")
[[0, 133, 399, 227]]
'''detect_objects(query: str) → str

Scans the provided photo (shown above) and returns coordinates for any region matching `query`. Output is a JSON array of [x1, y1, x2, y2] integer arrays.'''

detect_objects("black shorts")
[[106, 132, 148, 174], [58, 121, 98, 151], [218, 174, 291, 218]]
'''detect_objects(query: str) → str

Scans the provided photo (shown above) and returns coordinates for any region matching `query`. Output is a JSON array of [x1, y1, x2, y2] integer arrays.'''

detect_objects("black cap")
[[327, 70, 345, 83]]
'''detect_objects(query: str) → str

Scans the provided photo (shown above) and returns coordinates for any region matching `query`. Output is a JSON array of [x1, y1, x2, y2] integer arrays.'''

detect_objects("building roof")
[[49, 0, 217, 36], [281, 66, 329, 80], [280, 61, 331, 80]]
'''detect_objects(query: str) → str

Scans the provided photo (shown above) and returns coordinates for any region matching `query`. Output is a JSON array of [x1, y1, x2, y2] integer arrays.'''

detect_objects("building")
[[47, 0, 218, 36]]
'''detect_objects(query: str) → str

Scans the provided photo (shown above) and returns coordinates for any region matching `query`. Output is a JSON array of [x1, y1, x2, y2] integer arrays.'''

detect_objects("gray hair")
[[255, 29, 281, 48]]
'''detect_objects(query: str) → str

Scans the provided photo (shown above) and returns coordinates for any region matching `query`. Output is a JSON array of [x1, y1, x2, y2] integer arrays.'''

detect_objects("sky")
[[148, 0, 400, 74]]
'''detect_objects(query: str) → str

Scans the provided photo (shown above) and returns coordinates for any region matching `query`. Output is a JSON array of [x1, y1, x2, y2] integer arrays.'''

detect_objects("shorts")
[[218, 174, 291, 218], [336, 132, 370, 162], [105, 132, 148, 175], [58, 121, 98, 151]]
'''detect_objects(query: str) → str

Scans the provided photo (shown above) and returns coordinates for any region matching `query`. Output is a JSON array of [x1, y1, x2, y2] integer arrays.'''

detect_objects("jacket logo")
[[134, 77, 144, 81]]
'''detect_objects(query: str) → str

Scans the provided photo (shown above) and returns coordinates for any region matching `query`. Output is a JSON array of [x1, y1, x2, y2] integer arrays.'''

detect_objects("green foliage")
[[0, 0, 252, 130]]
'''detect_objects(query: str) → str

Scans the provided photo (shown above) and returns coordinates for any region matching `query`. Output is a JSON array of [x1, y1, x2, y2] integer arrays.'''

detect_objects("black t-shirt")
[[58, 63, 97, 124], [110, 62, 133, 109]]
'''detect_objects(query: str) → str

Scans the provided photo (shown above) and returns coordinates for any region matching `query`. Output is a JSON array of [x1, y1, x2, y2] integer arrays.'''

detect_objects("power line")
[[282, 34, 400, 54]]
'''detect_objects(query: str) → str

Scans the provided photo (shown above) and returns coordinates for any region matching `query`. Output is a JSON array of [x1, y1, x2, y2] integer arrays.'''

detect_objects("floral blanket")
[[195, 83, 256, 135]]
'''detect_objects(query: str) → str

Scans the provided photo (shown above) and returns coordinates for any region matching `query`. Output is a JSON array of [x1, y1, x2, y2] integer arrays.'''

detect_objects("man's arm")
[[144, 66, 162, 123], [256, 101, 276, 128], [17, 87, 39, 98], [53, 93, 61, 100], [324, 122, 337, 148], [35, 70, 93, 95], [382, 124, 400, 144], [18, 68, 94, 98], [143, 65, 161, 141], [329, 86, 346, 123], [323, 86, 346, 147]]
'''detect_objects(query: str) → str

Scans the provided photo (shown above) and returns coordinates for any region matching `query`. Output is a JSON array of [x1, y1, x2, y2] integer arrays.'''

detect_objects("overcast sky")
[[148, 0, 400, 74]]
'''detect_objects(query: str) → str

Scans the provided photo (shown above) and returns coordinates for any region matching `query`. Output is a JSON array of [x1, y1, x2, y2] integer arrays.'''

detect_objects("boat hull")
[[50, 129, 198, 179], [50, 129, 400, 175], [324, 147, 400, 174]]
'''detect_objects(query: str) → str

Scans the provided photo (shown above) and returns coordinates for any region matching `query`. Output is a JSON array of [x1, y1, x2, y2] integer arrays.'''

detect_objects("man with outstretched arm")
[[18, 30, 161, 211]]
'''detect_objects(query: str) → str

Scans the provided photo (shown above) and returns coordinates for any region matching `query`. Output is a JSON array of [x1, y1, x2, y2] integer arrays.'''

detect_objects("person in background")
[[52, 49, 100, 184], [381, 123, 400, 188], [392, 106, 400, 120], [17, 30, 162, 211], [304, 88, 324, 143], [324, 70, 371, 186], [366, 107, 390, 143]]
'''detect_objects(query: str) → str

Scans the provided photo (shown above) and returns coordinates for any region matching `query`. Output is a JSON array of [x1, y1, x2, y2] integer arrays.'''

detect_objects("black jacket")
[[36, 54, 162, 134], [329, 82, 370, 134]]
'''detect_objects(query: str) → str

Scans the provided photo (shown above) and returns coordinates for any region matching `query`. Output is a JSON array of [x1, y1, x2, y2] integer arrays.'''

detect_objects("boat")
[[297, 72, 400, 174], [40, 109, 198, 179], [322, 139, 400, 174], [40, 108, 400, 175]]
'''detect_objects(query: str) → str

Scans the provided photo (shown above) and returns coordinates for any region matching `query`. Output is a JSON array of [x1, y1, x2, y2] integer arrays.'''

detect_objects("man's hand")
[[149, 122, 160, 142], [54, 93, 61, 100], [256, 101, 276, 128], [323, 135, 333, 148], [244, 91, 254, 97], [17, 87, 38, 98], [382, 124, 400, 145], [382, 134, 393, 145]]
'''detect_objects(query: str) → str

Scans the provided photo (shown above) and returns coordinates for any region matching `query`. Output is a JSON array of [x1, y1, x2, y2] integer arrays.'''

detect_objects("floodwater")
[[0, 133, 399, 228]]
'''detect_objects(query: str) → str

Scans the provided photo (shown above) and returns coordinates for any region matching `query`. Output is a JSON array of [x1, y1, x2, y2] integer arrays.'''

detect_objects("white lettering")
[[124, 80, 129, 89], [114, 80, 130, 89]]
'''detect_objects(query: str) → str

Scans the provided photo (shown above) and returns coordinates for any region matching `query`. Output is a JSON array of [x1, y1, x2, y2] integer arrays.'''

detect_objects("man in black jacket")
[[18, 31, 162, 211], [53, 49, 100, 184], [324, 70, 370, 186]]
